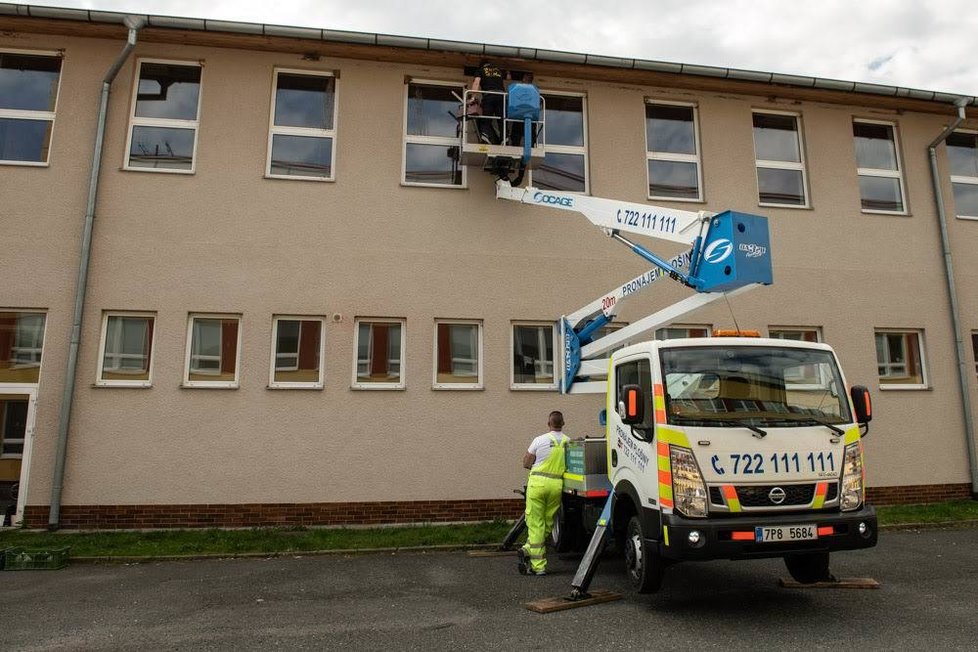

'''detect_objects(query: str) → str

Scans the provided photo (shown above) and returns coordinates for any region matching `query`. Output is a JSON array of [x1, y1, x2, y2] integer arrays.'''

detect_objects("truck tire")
[[551, 503, 581, 553], [624, 515, 664, 594], [784, 552, 831, 584]]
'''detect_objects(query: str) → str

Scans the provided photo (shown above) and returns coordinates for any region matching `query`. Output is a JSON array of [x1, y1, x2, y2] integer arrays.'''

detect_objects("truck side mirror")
[[851, 385, 872, 427], [618, 384, 645, 425]]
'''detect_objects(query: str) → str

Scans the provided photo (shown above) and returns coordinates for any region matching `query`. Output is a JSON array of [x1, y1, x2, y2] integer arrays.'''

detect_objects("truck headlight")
[[840, 442, 864, 512], [670, 445, 708, 518]]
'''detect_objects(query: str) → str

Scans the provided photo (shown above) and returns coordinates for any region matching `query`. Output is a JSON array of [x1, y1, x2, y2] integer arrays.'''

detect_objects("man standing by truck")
[[519, 411, 569, 576]]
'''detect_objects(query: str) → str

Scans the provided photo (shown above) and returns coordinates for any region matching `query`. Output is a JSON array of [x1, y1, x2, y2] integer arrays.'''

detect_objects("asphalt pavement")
[[1, 527, 976, 651]]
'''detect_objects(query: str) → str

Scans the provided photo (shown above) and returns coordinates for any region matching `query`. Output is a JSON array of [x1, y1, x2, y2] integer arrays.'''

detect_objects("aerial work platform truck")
[[462, 89, 878, 595]]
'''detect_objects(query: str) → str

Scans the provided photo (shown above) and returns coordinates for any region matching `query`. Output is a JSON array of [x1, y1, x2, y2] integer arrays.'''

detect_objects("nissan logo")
[[768, 487, 787, 505]]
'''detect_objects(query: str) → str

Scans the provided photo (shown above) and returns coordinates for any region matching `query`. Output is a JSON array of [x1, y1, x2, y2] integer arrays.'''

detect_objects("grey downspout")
[[927, 97, 978, 498], [48, 18, 145, 530]]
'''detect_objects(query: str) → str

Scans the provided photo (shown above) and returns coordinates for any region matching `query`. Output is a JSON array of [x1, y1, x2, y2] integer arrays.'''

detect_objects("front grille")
[[736, 484, 815, 507], [825, 482, 839, 502], [709, 486, 724, 505]]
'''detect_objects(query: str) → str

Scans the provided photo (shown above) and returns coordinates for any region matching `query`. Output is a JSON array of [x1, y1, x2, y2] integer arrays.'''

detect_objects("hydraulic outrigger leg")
[[568, 489, 615, 600]]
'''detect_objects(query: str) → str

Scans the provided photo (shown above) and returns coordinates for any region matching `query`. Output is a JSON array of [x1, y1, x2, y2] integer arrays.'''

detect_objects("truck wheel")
[[551, 504, 580, 553], [784, 552, 831, 584], [624, 515, 664, 594]]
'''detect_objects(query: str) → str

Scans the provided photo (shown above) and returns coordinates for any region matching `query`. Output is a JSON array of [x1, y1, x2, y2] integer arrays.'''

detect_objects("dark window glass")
[[952, 183, 978, 218], [853, 122, 897, 170], [543, 95, 584, 147], [616, 359, 654, 430], [534, 152, 585, 192], [0, 312, 46, 383], [128, 126, 195, 170], [0, 53, 61, 112], [406, 84, 458, 138], [647, 104, 695, 154], [134, 63, 201, 121], [356, 322, 402, 384], [513, 325, 554, 385], [753, 113, 801, 162], [947, 132, 978, 178], [405, 143, 461, 185], [270, 134, 332, 178], [1, 399, 28, 457], [0, 117, 52, 162], [858, 176, 903, 212], [758, 167, 805, 205], [972, 333, 978, 376], [649, 159, 698, 199], [274, 74, 335, 130], [274, 319, 322, 384]]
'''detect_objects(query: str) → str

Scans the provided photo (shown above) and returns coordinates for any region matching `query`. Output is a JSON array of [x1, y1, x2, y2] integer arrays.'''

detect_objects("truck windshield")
[[660, 345, 852, 428]]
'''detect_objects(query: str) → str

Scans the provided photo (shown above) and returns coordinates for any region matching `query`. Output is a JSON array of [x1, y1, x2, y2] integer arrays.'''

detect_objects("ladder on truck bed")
[[494, 180, 774, 394]]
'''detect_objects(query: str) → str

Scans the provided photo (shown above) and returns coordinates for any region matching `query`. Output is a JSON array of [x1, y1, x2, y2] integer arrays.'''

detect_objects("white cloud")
[[9, 0, 977, 95]]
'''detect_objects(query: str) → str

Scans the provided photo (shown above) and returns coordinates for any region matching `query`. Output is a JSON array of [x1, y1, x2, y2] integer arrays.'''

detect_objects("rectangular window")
[[403, 82, 465, 187], [0, 312, 46, 383], [434, 320, 483, 389], [184, 315, 241, 387], [353, 319, 405, 389], [267, 70, 337, 180], [532, 93, 588, 193], [125, 60, 202, 173], [853, 120, 906, 213], [512, 322, 556, 389], [769, 327, 825, 387], [97, 313, 155, 386], [0, 397, 28, 458], [616, 359, 654, 431], [948, 131, 978, 219], [875, 330, 926, 388], [656, 325, 710, 340], [270, 317, 324, 388], [752, 112, 808, 207], [646, 102, 701, 200], [972, 331, 978, 378], [0, 51, 62, 165]]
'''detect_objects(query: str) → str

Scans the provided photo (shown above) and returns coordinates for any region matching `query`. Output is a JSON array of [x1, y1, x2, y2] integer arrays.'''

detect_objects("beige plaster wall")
[[1, 30, 976, 507]]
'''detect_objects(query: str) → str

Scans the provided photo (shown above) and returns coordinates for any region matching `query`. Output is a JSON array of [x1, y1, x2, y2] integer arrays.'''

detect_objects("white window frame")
[[265, 68, 338, 182], [530, 89, 590, 195], [768, 326, 828, 390], [124, 58, 203, 175], [10, 313, 45, 369], [182, 313, 242, 388], [402, 79, 467, 189], [949, 128, 978, 220], [645, 99, 703, 202], [511, 321, 558, 391], [655, 324, 712, 340], [874, 328, 928, 390], [268, 315, 325, 389], [853, 118, 908, 216], [95, 311, 156, 387], [752, 110, 809, 209], [351, 317, 406, 390], [433, 319, 484, 390], [0, 49, 63, 167], [0, 399, 26, 459]]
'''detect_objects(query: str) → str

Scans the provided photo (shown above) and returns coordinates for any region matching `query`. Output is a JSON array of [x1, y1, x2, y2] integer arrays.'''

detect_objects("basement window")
[[512, 322, 556, 390], [270, 317, 325, 388], [267, 70, 337, 180], [434, 320, 483, 389], [125, 60, 202, 173], [353, 319, 405, 389], [97, 313, 155, 386], [183, 314, 241, 388], [875, 329, 927, 389], [0, 50, 62, 165], [0, 312, 46, 383]]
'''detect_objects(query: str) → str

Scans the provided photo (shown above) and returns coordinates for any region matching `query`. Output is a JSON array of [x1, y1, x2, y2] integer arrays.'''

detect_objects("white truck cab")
[[582, 335, 876, 592]]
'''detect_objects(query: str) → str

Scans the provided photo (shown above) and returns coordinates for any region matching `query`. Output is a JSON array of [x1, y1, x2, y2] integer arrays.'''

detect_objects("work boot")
[[517, 548, 529, 575]]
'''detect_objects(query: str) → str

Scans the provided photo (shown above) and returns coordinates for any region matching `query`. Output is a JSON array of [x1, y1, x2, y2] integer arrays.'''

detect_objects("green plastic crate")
[[1, 546, 70, 571]]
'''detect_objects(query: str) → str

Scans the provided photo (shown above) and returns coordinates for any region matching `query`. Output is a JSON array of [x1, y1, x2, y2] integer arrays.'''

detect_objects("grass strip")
[[2, 501, 976, 560]]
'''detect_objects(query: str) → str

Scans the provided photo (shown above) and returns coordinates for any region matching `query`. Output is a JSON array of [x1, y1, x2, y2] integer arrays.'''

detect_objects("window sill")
[[878, 384, 931, 391], [264, 174, 335, 183], [180, 383, 239, 389], [861, 210, 910, 217], [267, 384, 324, 390], [0, 455, 24, 460], [400, 181, 468, 190], [351, 384, 406, 391], [93, 381, 152, 388], [122, 166, 195, 175], [433, 384, 484, 391], [0, 160, 49, 168], [648, 195, 705, 204], [758, 202, 812, 210], [955, 214, 978, 221], [511, 384, 559, 391]]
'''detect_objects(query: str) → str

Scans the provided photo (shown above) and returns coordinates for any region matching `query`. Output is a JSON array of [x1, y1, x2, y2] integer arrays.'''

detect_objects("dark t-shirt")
[[476, 62, 505, 92]]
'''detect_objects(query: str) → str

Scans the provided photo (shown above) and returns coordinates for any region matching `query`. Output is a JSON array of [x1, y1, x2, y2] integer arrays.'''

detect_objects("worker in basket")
[[469, 59, 506, 144], [519, 410, 569, 576]]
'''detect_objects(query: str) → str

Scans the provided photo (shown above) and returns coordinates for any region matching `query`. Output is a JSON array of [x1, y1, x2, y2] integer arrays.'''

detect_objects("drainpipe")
[[48, 17, 145, 530], [927, 96, 978, 499]]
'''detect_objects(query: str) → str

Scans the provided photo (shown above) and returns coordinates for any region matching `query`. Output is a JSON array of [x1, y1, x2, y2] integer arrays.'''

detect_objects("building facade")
[[1, 4, 977, 528]]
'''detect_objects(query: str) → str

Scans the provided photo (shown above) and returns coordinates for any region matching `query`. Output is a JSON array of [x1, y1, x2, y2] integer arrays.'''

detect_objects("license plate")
[[755, 524, 817, 543]]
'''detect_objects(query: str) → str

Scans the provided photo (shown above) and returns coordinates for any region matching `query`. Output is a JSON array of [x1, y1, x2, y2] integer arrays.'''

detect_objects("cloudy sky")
[[10, 0, 978, 96]]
